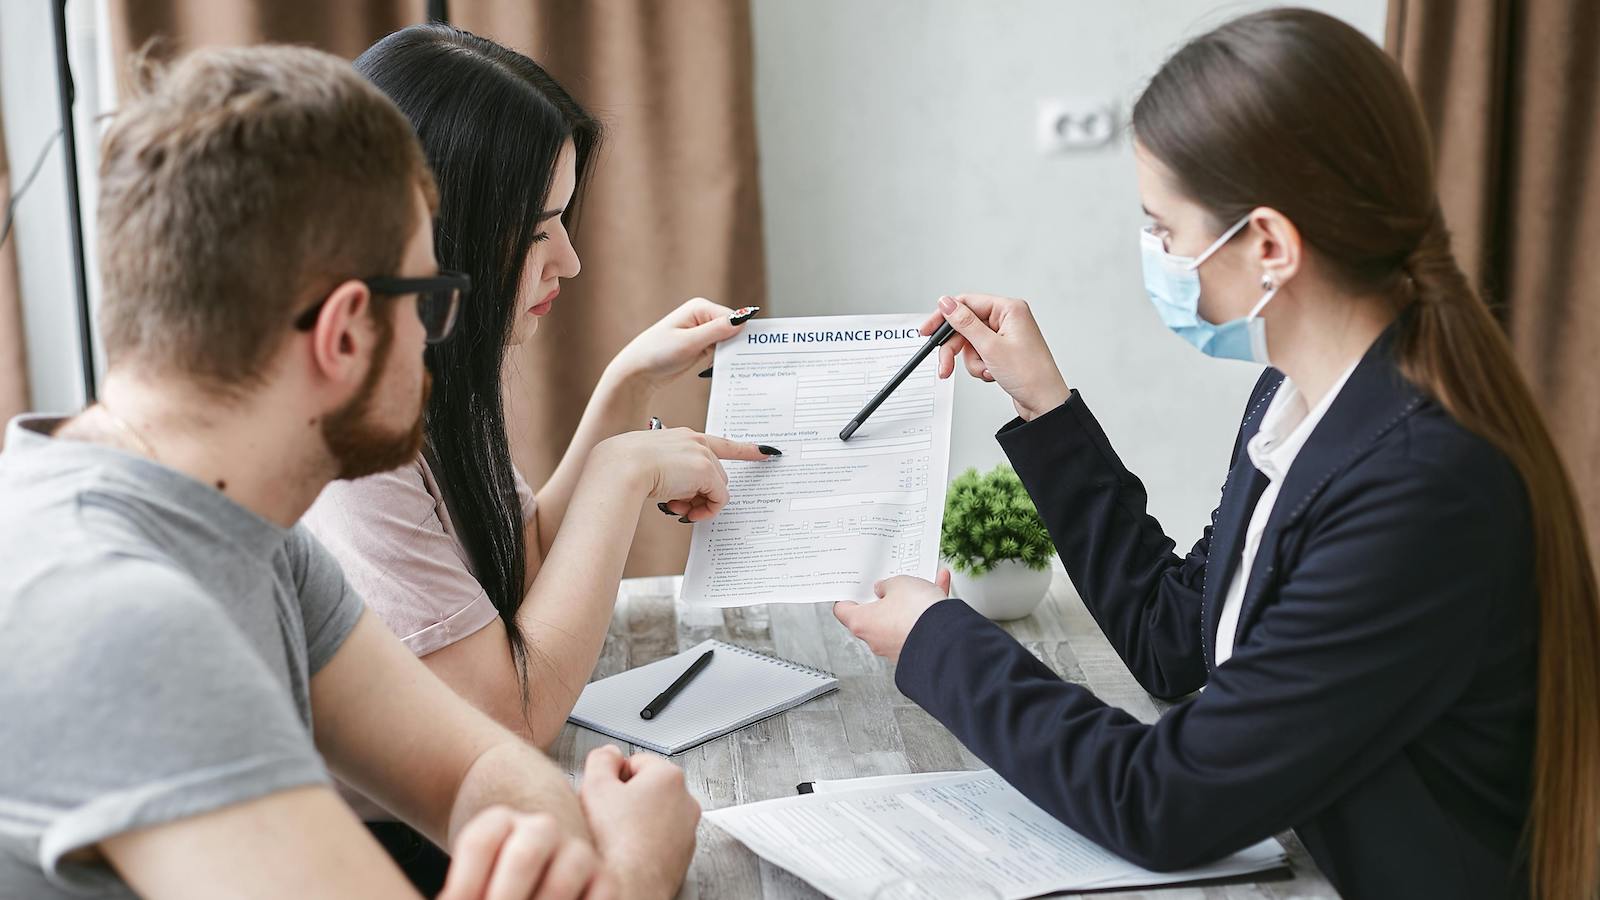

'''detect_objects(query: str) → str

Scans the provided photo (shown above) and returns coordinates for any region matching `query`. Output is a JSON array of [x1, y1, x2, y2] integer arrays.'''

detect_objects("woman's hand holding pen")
[[596, 427, 778, 523], [922, 293, 1071, 421], [606, 297, 759, 391]]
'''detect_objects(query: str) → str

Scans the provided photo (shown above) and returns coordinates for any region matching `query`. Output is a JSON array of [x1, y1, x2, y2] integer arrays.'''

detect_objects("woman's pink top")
[[303, 454, 537, 657], [302, 454, 537, 821]]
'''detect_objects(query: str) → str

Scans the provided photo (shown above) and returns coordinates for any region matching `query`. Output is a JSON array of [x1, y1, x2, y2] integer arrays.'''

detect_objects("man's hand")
[[833, 570, 952, 663], [578, 745, 701, 900], [440, 807, 614, 900]]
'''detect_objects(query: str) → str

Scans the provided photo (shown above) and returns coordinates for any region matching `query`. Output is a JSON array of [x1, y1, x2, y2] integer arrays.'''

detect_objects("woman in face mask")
[[834, 9, 1600, 900]]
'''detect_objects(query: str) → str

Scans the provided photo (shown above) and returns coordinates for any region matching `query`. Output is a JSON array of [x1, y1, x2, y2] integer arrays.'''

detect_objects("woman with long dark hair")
[[835, 9, 1599, 899], [302, 24, 771, 890]]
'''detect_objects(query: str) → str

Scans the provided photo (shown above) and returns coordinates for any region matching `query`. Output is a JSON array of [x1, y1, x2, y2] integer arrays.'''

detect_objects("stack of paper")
[[705, 770, 1288, 899]]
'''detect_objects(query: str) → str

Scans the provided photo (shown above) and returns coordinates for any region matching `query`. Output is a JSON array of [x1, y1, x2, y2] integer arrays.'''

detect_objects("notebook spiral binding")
[[713, 640, 835, 680]]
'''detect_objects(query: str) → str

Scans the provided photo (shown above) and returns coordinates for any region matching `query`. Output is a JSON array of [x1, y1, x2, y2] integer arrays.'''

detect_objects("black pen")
[[640, 649, 714, 720], [839, 321, 955, 441]]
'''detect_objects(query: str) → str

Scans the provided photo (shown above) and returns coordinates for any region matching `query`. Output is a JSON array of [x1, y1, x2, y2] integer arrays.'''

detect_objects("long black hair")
[[355, 25, 602, 691]]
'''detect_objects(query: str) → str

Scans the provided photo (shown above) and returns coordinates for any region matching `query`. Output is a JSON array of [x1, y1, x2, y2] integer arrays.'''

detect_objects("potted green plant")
[[940, 464, 1055, 620]]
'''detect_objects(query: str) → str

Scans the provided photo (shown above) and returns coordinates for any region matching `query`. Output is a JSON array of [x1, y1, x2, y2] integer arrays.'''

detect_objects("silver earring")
[[1260, 274, 1276, 291]]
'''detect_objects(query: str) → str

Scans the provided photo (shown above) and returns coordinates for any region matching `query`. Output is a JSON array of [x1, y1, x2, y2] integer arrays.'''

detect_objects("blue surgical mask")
[[1140, 214, 1277, 364]]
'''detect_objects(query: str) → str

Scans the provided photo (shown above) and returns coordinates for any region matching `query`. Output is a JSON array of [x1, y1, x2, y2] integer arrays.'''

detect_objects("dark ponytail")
[[1399, 210, 1600, 900]]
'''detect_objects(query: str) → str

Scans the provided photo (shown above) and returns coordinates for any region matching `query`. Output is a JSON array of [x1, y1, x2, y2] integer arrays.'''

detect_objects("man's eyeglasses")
[[293, 270, 471, 344]]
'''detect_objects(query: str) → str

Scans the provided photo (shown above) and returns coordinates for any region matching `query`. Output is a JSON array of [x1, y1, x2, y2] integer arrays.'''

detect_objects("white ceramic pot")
[[948, 559, 1052, 621]]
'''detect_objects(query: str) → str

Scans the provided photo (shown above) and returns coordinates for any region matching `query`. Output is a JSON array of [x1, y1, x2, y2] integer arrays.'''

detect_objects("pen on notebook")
[[839, 320, 956, 441], [640, 648, 714, 720]]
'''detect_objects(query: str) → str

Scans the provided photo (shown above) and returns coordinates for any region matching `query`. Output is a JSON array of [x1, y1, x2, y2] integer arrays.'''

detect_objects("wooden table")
[[551, 573, 1339, 899]]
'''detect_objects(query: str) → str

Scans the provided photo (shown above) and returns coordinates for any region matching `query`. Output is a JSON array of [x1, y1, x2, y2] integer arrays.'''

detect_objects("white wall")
[[1, 1, 82, 413], [752, 0, 1387, 551], [0, 0, 112, 414]]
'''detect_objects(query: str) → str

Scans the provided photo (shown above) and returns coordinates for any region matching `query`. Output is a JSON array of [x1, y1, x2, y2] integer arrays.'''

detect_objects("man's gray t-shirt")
[[0, 415, 365, 897]]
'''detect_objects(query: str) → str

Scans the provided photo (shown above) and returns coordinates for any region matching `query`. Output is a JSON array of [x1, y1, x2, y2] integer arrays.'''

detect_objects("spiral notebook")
[[568, 639, 838, 755]]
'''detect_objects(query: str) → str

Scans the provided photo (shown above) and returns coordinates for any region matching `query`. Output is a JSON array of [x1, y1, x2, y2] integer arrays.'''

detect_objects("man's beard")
[[321, 315, 430, 481]]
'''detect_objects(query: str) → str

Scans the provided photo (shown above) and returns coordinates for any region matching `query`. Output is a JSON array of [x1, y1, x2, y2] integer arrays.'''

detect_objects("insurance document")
[[706, 770, 1289, 900], [681, 314, 954, 607]]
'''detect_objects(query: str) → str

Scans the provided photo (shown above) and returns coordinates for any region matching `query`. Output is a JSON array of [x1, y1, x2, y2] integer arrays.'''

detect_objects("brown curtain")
[[1387, 1, 1600, 549], [453, 0, 768, 577], [109, 0, 767, 576], [0, 78, 29, 441], [109, 0, 425, 63]]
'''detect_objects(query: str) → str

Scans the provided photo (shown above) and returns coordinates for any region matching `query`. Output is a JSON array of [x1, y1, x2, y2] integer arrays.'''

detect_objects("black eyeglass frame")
[[292, 269, 471, 345]]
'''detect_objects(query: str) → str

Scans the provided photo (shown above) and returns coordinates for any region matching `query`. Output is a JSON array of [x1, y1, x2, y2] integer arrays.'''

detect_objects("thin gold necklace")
[[95, 404, 160, 462]]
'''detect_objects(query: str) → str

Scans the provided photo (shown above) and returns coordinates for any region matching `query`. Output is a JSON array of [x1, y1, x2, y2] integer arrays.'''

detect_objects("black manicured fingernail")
[[758, 445, 783, 457], [698, 367, 713, 378], [656, 502, 675, 516], [678, 516, 693, 523], [729, 306, 761, 325]]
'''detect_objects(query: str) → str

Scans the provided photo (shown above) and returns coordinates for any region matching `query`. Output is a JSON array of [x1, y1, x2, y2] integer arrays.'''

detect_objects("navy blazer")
[[895, 326, 1537, 899]]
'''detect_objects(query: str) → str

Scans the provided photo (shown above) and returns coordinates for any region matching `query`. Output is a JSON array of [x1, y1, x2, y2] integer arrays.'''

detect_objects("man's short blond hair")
[[96, 44, 436, 391]]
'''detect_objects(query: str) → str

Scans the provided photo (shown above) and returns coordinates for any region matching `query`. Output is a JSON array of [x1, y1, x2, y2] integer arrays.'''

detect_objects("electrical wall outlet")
[[1037, 98, 1118, 153]]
